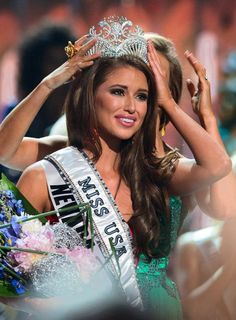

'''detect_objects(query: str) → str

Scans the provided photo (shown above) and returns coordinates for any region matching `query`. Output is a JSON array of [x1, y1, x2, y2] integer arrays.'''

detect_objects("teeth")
[[120, 118, 134, 123]]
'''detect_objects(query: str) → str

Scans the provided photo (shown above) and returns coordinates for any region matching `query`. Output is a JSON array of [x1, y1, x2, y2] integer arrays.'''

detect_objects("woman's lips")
[[115, 115, 136, 127]]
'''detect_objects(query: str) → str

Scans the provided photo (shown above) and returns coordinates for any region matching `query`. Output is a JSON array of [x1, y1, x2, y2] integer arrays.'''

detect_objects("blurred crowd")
[[1, 0, 236, 148], [1, 1, 236, 319]]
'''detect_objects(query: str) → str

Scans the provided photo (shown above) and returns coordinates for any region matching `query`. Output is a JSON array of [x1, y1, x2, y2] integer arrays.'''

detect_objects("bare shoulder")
[[17, 162, 50, 212], [18, 162, 46, 183]]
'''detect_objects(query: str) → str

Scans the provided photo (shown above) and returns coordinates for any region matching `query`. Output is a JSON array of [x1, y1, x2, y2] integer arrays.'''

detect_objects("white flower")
[[21, 220, 44, 235]]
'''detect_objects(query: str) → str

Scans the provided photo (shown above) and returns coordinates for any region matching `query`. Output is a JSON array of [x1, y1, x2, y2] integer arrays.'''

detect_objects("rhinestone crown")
[[87, 16, 148, 63]]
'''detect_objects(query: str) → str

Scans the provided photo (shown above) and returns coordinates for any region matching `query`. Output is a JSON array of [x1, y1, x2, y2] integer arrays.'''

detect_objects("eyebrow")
[[109, 84, 149, 93]]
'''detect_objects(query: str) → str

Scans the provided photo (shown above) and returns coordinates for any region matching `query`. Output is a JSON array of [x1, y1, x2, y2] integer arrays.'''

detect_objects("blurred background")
[[0, 0, 236, 228], [0, 3, 236, 318], [1, 0, 236, 146]]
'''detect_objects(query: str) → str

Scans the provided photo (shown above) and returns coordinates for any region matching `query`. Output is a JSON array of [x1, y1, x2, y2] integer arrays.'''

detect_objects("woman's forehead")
[[102, 66, 148, 86]]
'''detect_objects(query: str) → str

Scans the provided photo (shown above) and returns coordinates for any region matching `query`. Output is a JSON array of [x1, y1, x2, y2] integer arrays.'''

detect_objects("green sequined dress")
[[136, 196, 183, 319]]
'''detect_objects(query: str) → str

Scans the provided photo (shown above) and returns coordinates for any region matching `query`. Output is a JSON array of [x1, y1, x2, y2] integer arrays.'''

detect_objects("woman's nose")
[[124, 96, 136, 113]]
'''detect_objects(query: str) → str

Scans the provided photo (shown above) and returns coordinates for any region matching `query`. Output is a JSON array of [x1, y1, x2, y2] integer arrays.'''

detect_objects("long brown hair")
[[65, 56, 179, 258]]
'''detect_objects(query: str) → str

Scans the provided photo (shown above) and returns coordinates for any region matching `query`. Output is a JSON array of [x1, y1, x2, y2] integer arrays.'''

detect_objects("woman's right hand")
[[42, 35, 100, 91]]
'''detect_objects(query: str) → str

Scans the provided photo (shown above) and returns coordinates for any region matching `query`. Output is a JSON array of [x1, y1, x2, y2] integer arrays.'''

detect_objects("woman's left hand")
[[184, 51, 214, 123], [147, 40, 174, 109]]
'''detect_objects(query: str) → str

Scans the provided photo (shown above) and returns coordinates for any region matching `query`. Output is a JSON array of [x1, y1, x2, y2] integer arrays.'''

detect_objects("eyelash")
[[137, 93, 148, 101], [110, 88, 125, 96], [110, 89, 148, 101]]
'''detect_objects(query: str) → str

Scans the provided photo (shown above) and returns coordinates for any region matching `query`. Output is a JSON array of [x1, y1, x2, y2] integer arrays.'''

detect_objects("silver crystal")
[[29, 254, 82, 297], [52, 222, 83, 250], [87, 16, 148, 63]]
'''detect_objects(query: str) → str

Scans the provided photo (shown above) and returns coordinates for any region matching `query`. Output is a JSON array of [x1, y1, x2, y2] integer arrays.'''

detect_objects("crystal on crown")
[[87, 16, 148, 63]]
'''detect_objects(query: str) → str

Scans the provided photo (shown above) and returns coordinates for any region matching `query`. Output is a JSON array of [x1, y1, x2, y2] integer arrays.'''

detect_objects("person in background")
[[175, 215, 236, 319], [0, 21, 76, 182], [218, 50, 236, 156], [1, 21, 76, 137]]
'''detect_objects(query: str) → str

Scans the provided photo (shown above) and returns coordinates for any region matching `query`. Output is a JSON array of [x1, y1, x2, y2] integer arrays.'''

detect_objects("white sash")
[[41, 146, 143, 308]]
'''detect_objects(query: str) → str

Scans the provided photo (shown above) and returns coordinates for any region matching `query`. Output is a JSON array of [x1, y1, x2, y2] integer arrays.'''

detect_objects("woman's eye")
[[137, 93, 148, 101], [110, 88, 125, 96]]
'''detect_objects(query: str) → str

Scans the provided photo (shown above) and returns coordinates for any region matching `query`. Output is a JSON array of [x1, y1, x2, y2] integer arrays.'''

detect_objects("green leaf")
[[0, 174, 46, 222], [0, 281, 19, 297], [0, 281, 28, 298]]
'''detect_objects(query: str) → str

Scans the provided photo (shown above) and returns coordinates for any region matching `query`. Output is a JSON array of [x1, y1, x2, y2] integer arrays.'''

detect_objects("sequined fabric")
[[136, 196, 183, 319]]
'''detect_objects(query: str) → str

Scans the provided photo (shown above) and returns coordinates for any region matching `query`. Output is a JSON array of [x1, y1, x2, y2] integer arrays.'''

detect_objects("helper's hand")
[[42, 35, 100, 91], [185, 50, 214, 124]]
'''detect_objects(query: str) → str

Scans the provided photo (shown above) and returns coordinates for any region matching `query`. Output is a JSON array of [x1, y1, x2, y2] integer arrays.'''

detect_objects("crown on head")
[[87, 16, 148, 63]]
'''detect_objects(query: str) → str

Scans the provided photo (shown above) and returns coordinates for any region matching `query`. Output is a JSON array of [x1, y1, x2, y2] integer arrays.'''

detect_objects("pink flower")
[[10, 220, 102, 287], [13, 224, 55, 271], [57, 246, 100, 283]]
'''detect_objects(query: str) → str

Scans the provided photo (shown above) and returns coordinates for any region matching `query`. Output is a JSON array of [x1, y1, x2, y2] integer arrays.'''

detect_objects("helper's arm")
[[0, 36, 99, 171]]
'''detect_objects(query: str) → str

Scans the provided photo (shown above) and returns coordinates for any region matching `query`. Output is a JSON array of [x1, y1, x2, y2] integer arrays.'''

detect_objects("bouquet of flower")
[[0, 174, 109, 299]]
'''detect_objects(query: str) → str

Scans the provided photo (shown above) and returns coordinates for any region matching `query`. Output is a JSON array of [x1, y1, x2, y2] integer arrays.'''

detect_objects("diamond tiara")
[[86, 16, 148, 63]]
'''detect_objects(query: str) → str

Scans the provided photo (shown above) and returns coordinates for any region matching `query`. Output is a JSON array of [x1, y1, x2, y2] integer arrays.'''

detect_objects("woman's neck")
[[97, 139, 121, 173], [85, 136, 121, 174]]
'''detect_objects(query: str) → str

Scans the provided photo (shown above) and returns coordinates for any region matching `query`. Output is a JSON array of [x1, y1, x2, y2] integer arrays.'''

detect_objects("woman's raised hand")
[[41, 35, 100, 91], [147, 40, 173, 109], [184, 50, 214, 122]]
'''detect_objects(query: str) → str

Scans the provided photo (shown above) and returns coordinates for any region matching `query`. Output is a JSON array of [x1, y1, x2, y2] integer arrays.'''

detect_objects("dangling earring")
[[161, 126, 166, 137]]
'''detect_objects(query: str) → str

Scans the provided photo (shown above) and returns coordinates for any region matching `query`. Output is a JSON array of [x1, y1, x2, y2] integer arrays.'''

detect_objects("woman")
[[3, 16, 229, 318], [0, 21, 233, 318], [0, 31, 235, 221]]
